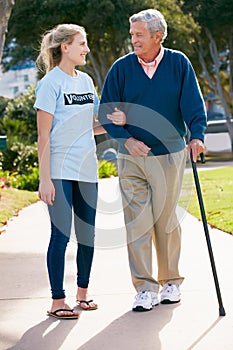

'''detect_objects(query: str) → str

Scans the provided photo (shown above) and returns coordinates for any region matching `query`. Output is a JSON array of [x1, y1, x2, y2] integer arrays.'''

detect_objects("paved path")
[[0, 177, 233, 350]]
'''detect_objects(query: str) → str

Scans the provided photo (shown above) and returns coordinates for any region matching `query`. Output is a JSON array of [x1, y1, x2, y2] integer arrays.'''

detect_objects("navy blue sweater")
[[99, 49, 207, 155]]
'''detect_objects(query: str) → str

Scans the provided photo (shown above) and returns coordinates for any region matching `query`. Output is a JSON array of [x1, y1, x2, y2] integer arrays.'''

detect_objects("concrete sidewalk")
[[0, 176, 233, 350]]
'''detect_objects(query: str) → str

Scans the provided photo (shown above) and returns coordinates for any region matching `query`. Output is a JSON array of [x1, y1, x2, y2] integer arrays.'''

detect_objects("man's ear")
[[154, 31, 163, 43]]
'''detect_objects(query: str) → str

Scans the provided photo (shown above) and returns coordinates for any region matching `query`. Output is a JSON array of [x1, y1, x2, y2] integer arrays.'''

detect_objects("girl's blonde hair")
[[36, 23, 86, 74]]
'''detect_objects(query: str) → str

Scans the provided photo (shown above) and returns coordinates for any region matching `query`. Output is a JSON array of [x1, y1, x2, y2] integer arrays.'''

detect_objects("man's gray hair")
[[129, 9, 168, 42]]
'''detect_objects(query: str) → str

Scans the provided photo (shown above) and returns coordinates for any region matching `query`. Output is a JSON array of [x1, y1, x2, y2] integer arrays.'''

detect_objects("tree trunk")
[[86, 52, 104, 92], [205, 28, 233, 151], [228, 28, 233, 107], [0, 0, 14, 65], [196, 39, 217, 93]]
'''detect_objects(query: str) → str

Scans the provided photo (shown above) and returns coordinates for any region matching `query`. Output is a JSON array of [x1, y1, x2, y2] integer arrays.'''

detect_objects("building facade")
[[0, 65, 37, 98]]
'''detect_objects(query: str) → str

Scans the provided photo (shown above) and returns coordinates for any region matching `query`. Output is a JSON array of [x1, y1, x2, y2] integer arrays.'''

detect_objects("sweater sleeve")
[[99, 62, 132, 144], [179, 55, 207, 142]]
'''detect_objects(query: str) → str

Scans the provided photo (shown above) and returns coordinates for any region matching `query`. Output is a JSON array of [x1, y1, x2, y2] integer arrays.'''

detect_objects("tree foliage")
[[183, 0, 233, 149], [4, 0, 198, 90], [0, 85, 37, 144]]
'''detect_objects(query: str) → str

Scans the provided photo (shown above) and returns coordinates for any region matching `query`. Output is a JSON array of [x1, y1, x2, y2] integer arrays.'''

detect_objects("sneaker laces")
[[135, 291, 150, 300], [162, 283, 175, 294]]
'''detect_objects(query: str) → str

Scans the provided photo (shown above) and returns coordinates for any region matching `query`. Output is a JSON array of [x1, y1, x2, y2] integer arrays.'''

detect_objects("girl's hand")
[[107, 107, 126, 126], [38, 180, 55, 206]]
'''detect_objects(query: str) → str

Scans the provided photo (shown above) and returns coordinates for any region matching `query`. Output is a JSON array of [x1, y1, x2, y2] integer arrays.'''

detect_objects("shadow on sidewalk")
[[5, 317, 77, 350], [186, 318, 224, 350], [78, 303, 179, 350]]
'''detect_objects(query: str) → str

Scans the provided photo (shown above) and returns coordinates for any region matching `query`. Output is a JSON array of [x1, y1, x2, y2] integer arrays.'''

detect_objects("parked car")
[[205, 99, 231, 134]]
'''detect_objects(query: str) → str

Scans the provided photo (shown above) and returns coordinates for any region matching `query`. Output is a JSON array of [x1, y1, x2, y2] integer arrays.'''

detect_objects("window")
[[13, 86, 19, 94]]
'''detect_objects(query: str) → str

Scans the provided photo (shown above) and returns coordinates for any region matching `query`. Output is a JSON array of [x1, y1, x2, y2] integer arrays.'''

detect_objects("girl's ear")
[[61, 42, 68, 52]]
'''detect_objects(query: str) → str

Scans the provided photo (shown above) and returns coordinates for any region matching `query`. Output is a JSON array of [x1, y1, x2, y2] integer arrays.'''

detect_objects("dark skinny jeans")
[[47, 179, 98, 299]]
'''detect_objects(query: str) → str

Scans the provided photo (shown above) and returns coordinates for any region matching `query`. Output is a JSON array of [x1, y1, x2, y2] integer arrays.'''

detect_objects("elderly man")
[[99, 9, 206, 312]]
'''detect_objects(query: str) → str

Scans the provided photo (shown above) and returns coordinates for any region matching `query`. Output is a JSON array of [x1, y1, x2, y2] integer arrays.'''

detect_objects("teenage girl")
[[34, 23, 125, 319]]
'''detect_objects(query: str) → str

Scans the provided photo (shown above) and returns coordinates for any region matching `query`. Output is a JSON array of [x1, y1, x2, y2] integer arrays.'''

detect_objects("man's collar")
[[138, 46, 164, 66]]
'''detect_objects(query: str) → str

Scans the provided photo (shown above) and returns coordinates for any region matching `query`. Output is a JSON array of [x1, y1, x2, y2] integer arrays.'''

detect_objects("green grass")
[[0, 189, 39, 227], [179, 166, 233, 235], [1, 166, 233, 235]]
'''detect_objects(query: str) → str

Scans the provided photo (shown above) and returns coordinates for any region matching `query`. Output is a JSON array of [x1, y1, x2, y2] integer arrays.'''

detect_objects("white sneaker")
[[160, 283, 181, 304], [132, 290, 159, 312]]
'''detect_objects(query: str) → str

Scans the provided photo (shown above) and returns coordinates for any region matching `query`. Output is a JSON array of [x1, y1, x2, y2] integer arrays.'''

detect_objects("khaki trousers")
[[118, 149, 187, 292]]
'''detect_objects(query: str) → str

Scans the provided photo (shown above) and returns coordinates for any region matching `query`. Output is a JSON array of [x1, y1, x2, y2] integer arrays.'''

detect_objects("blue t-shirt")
[[34, 66, 99, 182]]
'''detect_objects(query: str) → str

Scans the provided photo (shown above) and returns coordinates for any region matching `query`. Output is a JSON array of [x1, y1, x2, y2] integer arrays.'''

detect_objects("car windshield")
[[207, 101, 225, 120]]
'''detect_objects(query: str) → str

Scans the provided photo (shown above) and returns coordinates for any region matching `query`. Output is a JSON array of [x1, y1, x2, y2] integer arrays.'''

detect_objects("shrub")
[[98, 160, 117, 178], [11, 167, 39, 191], [0, 85, 37, 144], [0, 96, 10, 120], [0, 167, 39, 192], [0, 171, 13, 189], [0, 142, 38, 173]]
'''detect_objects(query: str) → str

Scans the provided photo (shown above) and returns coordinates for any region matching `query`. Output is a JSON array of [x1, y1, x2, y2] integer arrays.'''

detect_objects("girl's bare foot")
[[76, 287, 98, 310], [48, 298, 80, 318]]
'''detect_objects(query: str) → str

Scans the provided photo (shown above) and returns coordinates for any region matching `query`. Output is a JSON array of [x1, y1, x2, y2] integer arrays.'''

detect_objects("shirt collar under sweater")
[[138, 46, 164, 78]]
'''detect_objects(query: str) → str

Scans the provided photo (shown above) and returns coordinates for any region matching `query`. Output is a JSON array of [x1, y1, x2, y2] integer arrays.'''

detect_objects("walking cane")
[[190, 151, 226, 317]]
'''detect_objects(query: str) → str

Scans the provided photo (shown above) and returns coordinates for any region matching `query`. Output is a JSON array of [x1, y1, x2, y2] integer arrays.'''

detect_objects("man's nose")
[[131, 36, 137, 45]]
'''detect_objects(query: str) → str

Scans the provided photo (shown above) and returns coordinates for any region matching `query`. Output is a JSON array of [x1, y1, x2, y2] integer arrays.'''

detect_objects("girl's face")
[[61, 32, 90, 66]]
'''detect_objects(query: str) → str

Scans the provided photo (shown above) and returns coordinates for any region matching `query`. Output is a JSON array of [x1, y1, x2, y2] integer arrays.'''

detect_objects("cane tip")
[[219, 307, 226, 317]]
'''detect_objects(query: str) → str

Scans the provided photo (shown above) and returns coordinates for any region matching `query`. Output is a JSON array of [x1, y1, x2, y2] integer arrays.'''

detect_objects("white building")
[[0, 65, 37, 98]]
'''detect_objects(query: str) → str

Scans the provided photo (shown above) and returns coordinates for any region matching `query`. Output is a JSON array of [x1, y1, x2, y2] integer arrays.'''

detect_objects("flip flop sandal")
[[47, 308, 80, 319], [77, 300, 98, 310]]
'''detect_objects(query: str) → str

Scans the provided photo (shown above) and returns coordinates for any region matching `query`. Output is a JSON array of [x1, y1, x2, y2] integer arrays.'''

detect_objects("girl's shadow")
[[6, 317, 77, 350]]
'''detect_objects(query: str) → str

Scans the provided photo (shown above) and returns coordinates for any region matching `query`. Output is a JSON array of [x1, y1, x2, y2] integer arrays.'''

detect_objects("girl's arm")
[[93, 117, 107, 135], [93, 108, 126, 135], [37, 109, 55, 205]]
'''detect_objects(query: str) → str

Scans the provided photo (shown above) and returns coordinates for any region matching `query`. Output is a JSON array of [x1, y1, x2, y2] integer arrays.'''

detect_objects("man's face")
[[130, 21, 161, 61]]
